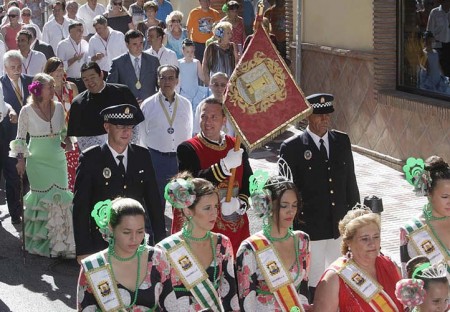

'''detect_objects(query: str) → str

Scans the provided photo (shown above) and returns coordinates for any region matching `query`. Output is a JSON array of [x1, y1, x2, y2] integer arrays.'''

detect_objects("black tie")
[[319, 139, 328, 160], [117, 155, 125, 177]]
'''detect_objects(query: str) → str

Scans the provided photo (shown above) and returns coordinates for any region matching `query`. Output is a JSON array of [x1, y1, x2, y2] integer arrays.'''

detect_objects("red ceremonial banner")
[[223, 18, 311, 151]]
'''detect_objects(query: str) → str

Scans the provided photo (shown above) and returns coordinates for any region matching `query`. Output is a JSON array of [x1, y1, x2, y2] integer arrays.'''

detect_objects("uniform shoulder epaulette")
[[331, 129, 348, 136], [82, 144, 101, 154]]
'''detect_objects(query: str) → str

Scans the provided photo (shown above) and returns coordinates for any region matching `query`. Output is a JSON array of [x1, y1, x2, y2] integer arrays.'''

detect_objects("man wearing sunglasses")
[[73, 104, 165, 264]]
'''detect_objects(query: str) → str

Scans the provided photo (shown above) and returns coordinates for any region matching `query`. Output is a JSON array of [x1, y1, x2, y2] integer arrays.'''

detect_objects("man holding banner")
[[175, 97, 252, 254]]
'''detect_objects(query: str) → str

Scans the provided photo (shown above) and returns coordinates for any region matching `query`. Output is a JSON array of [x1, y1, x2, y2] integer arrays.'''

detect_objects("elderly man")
[[145, 26, 178, 67], [88, 15, 127, 76], [67, 61, 144, 151], [279, 93, 360, 300], [16, 29, 47, 76], [73, 104, 165, 263], [77, 0, 106, 38], [139, 64, 193, 217], [176, 97, 252, 254], [42, 1, 70, 54], [0, 51, 32, 224], [57, 21, 89, 92], [107, 30, 160, 104]]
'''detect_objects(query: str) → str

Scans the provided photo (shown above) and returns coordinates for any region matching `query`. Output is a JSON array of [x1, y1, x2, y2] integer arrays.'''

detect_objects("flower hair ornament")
[[28, 81, 43, 96], [403, 157, 431, 196], [164, 178, 196, 209], [91, 199, 113, 239]]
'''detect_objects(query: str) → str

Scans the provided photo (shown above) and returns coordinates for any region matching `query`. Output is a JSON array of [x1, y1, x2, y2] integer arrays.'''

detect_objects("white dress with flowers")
[[9, 102, 75, 258]]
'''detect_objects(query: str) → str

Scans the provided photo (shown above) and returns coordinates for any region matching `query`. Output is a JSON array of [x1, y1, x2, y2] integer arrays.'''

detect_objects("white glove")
[[220, 148, 243, 174], [220, 197, 240, 217]]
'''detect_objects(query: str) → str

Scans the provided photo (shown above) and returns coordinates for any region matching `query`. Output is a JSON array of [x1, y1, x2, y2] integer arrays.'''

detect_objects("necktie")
[[117, 155, 125, 177], [319, 139, 328, 161], [134, 57, 140, 79], [13, 80, 23, 104]]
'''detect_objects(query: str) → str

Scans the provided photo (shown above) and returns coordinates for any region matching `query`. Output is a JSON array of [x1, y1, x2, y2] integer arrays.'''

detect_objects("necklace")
[[35, 103, 53, 135], [182, 226, 211, 241], [423, 203, 448, 221], [264, 226, 293, 242], [107, 246, 144, 309]]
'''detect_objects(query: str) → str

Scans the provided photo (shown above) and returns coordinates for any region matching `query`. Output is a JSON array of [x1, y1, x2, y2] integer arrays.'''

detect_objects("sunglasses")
[[8, 14, 18, 18]]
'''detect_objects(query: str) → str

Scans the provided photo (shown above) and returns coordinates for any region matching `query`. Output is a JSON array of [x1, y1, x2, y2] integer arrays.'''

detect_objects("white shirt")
[[42, 17, 71, 54], [0, 84, 6, 123], [77, 2, 106, 35], [144, 45, 178, 67], [21, 50, 47, 76], [106, 140, 129, 170], [56, 37, 90, 78], [88, 28, 127, 72], [139, 91, 193, 152], [0, 40, 5, 75], [306, 126, 329, 158]]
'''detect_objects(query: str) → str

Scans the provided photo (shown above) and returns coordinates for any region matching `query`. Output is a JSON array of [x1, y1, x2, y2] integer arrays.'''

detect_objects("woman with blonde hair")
[[202, 20, 238, 86], [313, 206, 404, 311], [103, 0, 133, 35], [10, 73, 75, 258], [164, 10, 187, 59]]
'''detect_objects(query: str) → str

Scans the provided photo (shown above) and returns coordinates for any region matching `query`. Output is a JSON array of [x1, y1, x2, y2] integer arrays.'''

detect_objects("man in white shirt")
[[57, 21, 89, 92], [88, 15, 127, 75], [42, 1, 71, 54], [139, 64, 193, 214], [17, 30, 47, 76], [145, 25, 178, 67], [77, 0, 106, 38], [66, 1, 89, 38]]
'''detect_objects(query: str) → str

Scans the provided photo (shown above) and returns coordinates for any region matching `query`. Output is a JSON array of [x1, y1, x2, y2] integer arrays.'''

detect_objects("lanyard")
[[158, 94, 178, 133], [70, 38, 81, 56], [99, 33, 111, 56], [22, 52, 34, 74]]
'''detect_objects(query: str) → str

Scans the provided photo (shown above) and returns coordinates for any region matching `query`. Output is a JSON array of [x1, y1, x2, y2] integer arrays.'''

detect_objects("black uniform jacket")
[[279, 130, 360, 241], [73, 143, 165, 255]]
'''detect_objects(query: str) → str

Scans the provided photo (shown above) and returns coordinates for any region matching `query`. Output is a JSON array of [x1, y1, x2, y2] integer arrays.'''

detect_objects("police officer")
[[279, 93, 360, 300], [73, 104, 166, 264]]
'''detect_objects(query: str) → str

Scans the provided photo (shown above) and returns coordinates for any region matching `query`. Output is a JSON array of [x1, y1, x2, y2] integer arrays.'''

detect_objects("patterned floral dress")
[[156, 233, 240, 311], [236, 231, 310, 311], [77, 247, 176, 311]]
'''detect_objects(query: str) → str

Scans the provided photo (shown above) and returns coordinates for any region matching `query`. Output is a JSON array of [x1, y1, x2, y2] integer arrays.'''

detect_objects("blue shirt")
[[155, 0, 173, 22]]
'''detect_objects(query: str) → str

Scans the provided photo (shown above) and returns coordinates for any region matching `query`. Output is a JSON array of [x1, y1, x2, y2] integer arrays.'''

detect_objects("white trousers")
[[308, 237, 342, 287]]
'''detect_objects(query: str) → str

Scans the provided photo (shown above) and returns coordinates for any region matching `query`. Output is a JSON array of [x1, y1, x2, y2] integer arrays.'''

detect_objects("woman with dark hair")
[[236, 166, 311, 311], [221, 1, 245, 47], [9, 73, 75, 258], [400, 155, 450, 283], [77, 197, 175, 311], [156, 172, 239, 311], [395, 256, 449, 311], [44, 57, 79, 192]]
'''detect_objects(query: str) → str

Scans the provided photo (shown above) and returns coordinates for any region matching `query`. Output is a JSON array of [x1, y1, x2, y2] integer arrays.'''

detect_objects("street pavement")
[[0, 126, 427, 312]]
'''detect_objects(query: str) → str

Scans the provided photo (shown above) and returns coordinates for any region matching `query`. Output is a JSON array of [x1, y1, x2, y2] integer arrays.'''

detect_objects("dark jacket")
[[279, 130, 360, 240]]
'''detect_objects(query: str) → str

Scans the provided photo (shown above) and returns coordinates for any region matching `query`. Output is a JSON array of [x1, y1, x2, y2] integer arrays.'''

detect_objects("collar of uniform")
[[306, 126, 329, 149], [106, 140, 129, 164], [199, 131, 226, 147]]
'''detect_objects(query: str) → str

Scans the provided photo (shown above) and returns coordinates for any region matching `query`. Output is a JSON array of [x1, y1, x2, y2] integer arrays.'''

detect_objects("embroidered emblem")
[[421, 240, 435, 254], [320, 97, 325, 104], [125, 107, 130, 114], [267, 261, 280, 276], [103, 167, 111, 179], [351, 273, 366, 286], [178, 255, 192, 271], [98, 280, 111, 297]]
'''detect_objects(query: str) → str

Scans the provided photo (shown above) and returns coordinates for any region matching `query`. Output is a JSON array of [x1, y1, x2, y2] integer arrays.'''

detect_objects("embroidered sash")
[[405, 218, 450, 275], [159, 235, 224, 312], [333, 258, 399, 312], [248, 233, 304, 312], [82, 253, 123, 312]]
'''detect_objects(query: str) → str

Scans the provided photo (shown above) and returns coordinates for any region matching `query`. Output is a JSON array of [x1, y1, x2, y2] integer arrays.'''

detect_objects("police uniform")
[[279, 94, 360, 293], [73, 105, 166, 256]]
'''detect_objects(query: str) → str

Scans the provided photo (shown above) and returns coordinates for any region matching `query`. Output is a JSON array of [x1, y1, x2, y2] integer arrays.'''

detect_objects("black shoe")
[[11, 217, 22, 224]]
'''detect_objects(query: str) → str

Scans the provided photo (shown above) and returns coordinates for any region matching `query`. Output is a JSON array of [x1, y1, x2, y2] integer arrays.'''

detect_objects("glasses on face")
[[159, 76, 176, 81], [8, 14, 18, 18], [171, 19, 181, 23], [211, 82, 227, 88]]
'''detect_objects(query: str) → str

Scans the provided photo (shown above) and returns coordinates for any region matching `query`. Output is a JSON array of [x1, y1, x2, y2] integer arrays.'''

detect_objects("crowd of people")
[[0, 0, 448, 311]]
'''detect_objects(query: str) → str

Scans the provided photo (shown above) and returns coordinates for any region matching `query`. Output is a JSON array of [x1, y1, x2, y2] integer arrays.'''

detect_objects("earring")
[[346, 247, 352, 260]]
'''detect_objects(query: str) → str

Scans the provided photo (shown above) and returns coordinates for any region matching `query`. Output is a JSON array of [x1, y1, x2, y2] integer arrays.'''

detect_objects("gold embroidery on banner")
[[228, 51, 286, 115]]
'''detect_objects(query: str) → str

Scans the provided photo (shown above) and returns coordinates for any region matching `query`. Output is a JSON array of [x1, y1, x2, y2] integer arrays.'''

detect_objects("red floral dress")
[[55, 82, 78, 192], [77, 247, 176, 311]]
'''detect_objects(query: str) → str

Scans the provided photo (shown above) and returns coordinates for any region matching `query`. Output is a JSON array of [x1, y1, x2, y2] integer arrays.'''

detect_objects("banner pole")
[[225, 135, 241, 202]]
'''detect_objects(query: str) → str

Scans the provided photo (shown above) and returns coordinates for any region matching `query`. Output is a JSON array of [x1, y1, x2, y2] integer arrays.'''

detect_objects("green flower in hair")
[[91, 199, 112, 229], [249, 170, 269, 194], [164, 179, 196, 209], [249, 170, 272, 217], [403, 157, 430, 195]]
